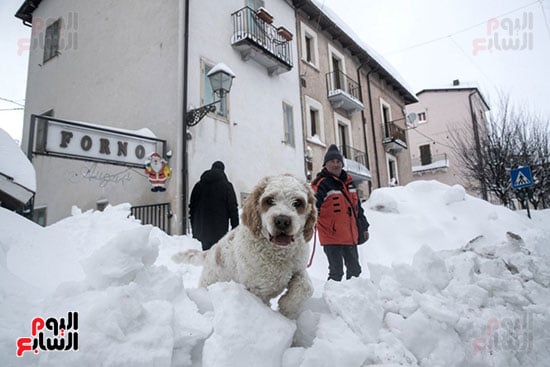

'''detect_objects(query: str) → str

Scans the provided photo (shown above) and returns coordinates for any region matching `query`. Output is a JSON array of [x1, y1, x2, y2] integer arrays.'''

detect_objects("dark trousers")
[[201, 240, 217, 251], [323, 245, 361, 281]]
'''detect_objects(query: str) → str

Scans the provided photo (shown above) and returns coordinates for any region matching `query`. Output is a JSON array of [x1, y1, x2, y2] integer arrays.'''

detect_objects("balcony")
[[382, 122, 408, 153], [231, 7, 293, 76], [412, 153, 449, 174], [326, 71, 364, 114], [340, 145, 371, 182]]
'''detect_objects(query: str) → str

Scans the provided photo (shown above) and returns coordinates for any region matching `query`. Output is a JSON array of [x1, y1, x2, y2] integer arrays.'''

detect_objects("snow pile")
[[0, 127, 36, 191], [1, 180, 549, 366]]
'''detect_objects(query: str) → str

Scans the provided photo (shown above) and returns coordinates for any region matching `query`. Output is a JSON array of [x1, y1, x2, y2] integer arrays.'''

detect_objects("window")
[[300, 22, 319, 67], [44, 19, 61, 63], [381, 101, 392, 137], [202, 61, 229, 119], [305, 36, 314, 62], [305, 96, 324, 142], [418, 112, 427, 122], [387, 155, 399, 186], [419, 144, 432, 165], [282, 102, 295, 147], [328, 45, 347, 91], [33, 207, 47, 227], [335, 113, 352, 158], [310, 109, 318, 136]]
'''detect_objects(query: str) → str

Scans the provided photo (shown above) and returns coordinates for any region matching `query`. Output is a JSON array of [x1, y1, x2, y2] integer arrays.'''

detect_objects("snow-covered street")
[[2, 180, 549, 366]]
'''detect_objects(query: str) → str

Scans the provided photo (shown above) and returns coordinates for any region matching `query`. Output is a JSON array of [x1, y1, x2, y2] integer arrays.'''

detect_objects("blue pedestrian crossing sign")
[[510, 166, 533, 189]]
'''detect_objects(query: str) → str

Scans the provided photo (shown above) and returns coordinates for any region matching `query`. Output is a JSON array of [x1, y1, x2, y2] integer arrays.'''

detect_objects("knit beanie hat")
[[211, 161, 225, 171], [323, 144, 344, 166]]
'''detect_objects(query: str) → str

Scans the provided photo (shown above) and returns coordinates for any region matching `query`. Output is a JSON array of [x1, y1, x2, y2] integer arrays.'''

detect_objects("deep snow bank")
[[1, 180, 549, 366]]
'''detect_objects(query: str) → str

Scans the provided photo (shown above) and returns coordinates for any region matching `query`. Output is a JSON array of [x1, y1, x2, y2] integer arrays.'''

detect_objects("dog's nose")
[[274, 215, 291, 230]]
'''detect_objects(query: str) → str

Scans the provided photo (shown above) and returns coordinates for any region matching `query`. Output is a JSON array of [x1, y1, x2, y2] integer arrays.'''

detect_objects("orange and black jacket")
[[311, 168, 369, 245]]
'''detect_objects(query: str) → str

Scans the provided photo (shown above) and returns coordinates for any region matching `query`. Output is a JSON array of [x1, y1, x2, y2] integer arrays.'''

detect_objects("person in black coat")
[[189, 161, 239, 250]]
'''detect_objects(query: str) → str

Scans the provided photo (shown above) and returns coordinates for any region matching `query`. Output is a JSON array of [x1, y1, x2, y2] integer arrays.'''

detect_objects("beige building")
[[406, 80, 490, 197], [293, 0, 417, 196]]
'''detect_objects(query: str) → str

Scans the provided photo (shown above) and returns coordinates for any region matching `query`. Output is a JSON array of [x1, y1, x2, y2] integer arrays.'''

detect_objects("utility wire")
[[385, 0, 541, 55], [0, 97, 25, 107], [409, 126, 456, 150]]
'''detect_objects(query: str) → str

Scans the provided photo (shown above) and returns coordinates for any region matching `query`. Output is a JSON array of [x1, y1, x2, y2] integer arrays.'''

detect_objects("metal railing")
[[411, 153, 449, 168], [231, 7, 293, 68], [326, 70, 361, 101], [340, 145, 367, 166], [131, 203, 172, 234], [384, 122, 407, 145]]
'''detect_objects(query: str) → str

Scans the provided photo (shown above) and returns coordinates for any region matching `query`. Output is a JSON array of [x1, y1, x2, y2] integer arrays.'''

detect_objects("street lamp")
[[186, 63, 235, 127]]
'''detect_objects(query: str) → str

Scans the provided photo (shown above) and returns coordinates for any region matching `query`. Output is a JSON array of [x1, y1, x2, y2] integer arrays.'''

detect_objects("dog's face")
[[242, 175, 317, 246]]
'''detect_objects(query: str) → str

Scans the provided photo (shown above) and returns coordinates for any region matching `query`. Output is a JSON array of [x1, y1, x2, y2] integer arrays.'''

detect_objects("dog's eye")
[[263, 197, 276, 206], [292, 199, 304, 208]]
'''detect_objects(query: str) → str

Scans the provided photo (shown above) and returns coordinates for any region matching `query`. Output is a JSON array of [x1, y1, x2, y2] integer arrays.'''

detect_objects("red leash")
[[307, 226, 317, 268]]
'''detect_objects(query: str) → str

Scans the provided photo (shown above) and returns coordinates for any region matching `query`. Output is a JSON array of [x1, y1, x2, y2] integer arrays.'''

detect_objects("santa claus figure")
[[145, 152, 171, 192]]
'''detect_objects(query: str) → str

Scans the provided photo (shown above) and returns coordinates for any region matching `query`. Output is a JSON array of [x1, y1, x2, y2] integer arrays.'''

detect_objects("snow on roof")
[[0, 128, 36, 192], [310, 0, 417, 100], [416, 80, 491, 110]]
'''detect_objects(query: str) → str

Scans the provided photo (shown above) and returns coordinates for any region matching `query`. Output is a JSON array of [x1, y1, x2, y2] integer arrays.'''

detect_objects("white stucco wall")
[[22, 0, 183, 226], [21, 0, 304, 232], [186, 0, 305, 201]]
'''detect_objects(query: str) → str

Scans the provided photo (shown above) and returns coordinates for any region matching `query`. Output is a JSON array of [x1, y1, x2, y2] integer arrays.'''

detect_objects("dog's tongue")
[[272, 234, 293, 246]]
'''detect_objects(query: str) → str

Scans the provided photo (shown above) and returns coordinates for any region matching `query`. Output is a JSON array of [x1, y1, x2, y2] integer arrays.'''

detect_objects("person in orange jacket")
[[311, 145, 369, 281]]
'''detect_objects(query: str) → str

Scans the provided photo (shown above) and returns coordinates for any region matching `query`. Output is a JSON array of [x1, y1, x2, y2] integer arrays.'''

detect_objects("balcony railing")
[[326, 71, 364, 114], [412, 153, 449, 173], [382, 122, 408, 153], [231, 7, 293, 75], [340, 145, 371, 181]]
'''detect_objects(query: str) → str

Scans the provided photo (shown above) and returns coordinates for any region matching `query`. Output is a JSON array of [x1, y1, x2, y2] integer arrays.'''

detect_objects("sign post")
[[510, 166, 533, 219]]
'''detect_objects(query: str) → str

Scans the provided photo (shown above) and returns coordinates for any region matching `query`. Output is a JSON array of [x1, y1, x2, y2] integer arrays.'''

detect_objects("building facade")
[[16, 0, 417, 233], [406, 80, 490, 197], [16, 0, 304, 234], [293, 0, 417, 195]]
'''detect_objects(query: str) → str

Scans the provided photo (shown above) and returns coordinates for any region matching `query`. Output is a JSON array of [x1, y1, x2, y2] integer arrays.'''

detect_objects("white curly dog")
[[173, 174, 316, 318]]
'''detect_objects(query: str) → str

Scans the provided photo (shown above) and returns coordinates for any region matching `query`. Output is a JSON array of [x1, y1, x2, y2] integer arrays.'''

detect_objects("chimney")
[[453, 79, 460, 86]]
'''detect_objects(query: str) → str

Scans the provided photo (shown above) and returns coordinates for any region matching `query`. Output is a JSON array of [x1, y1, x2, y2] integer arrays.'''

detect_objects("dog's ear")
[[303, 183, 317, 242], [241, 177, 269, 238]]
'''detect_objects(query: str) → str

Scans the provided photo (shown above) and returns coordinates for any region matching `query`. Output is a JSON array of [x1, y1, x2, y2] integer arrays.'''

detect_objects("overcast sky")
[[1, 0, 549, 143]]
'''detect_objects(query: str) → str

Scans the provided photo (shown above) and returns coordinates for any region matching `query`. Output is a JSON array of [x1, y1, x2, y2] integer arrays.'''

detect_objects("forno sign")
[[31, 115, 165, 168]]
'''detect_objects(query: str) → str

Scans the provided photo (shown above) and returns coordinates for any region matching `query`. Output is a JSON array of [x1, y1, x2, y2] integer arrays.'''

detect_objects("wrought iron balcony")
[[231, 7, 293, 76], [340, 145, 371, 181], [382, 122, 408, 153], [326, 71, 364, 114]]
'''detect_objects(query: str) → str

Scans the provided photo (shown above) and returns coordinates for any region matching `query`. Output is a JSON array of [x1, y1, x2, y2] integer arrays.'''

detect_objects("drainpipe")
[[181, 0, 190, 233], [469, 90, 487, 200], [356, 63, 368, 167], [366, 66, 381, 188], [356, 62, 371, 193]]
